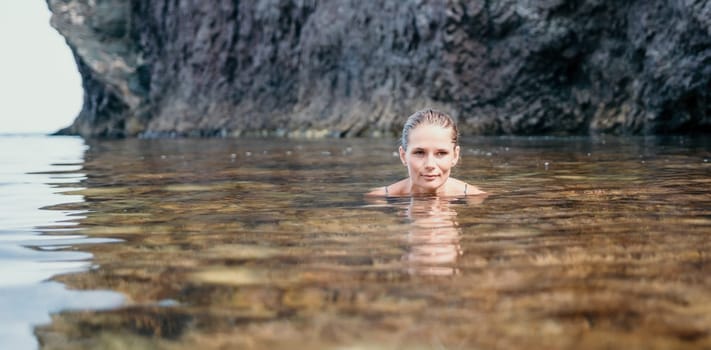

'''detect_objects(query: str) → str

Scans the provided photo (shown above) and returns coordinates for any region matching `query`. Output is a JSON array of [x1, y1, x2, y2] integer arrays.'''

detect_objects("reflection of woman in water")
[[368, 108, 486, 197], [404, 196, 463, 276]]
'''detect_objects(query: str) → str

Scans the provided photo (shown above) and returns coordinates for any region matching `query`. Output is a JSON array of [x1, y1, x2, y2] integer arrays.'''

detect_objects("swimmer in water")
[[368, 108, 486, 197]]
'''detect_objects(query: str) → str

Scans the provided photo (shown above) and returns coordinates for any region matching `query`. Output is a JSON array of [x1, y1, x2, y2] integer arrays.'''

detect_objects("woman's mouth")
[[422, 174, 439, 181]]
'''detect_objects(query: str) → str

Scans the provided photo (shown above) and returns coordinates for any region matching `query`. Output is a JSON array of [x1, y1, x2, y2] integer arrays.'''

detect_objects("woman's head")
[[401, 109, 458, 150], [399, 109, 461, 194]]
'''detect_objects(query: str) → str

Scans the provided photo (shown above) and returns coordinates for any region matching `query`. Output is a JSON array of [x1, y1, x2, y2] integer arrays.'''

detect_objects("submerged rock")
[[47, 0, 711, 138]]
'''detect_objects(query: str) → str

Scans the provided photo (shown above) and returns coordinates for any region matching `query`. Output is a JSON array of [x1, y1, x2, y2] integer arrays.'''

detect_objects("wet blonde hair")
[[401, 109, 459, 150]]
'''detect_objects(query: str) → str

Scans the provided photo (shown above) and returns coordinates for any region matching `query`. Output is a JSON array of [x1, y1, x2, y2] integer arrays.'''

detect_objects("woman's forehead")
[[408, 125, 455, 146]]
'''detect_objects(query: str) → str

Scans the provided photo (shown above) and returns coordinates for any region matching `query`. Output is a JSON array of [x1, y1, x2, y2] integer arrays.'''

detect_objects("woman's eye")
[[413, 150, 425, 155], [437, 152, 448, 157]]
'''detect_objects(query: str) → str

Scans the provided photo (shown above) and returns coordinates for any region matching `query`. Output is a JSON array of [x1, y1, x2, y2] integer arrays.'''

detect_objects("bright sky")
[[0, 1, 82, 134]]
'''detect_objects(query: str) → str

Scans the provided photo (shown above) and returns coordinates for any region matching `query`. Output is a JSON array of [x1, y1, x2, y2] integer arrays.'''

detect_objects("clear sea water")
[[0, 134, 709, 349], [0, 135, 123, 349]]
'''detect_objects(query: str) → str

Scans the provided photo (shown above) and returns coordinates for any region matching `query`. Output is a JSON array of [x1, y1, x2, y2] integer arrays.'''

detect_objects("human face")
[[399, 124, 460, 194]]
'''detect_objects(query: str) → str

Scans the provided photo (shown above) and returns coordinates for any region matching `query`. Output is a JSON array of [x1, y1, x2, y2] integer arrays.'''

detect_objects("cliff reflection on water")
[[31, 136, 710, 349]]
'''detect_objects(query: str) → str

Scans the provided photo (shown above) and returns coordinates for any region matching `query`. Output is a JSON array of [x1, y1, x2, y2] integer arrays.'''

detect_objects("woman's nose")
[[424, 154, 436, 168]]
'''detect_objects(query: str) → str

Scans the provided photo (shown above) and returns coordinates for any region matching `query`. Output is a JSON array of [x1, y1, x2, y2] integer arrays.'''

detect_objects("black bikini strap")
[[464, 183, 468, 195]]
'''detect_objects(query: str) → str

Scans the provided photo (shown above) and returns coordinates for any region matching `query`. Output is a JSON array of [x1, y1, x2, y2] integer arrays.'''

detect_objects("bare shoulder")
[[449, 178, 487, 196], [366, 179, 409, 197], [466, 184, 487, 196], [365, 186, 387, 197]]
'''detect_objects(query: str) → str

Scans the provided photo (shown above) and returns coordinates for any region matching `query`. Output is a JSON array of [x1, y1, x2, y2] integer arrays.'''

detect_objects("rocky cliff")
[[48, 0, 711, 138]]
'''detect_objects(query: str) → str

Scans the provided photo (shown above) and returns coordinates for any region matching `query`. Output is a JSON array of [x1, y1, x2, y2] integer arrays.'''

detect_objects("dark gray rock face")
[[48, 0, 711, 137]]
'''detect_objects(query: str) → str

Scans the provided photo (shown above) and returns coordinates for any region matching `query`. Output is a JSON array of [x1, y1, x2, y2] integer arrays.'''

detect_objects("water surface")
[[3, 135, 710, 349], [0, 135, 123, 349]]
